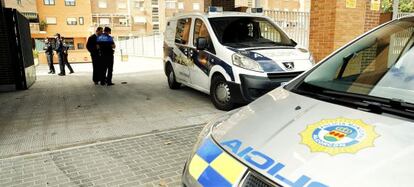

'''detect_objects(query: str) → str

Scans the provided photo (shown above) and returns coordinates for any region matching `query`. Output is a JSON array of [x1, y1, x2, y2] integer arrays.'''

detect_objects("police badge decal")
[[300, 118, 379, 155]]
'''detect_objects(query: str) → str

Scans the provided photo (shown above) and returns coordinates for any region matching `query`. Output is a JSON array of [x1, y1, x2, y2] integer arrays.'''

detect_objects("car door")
[[188, 18, 216, 92], [173, 17, 193, 84]]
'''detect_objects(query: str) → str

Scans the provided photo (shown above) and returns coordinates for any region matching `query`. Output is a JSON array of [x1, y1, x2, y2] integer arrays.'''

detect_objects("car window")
[[193, 18, 215, 53], [175, 18, 192, 45], [208, 17, 294, 48], [301, 18, 414, 103]]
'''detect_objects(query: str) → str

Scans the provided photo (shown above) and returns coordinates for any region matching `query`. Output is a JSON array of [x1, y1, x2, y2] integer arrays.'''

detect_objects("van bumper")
[[229, 73, 301, 103]]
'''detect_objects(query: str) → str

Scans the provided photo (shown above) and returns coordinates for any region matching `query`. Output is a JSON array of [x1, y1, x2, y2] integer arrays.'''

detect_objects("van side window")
[[193, 19, 215, 53], [175, 18, 192, 45]]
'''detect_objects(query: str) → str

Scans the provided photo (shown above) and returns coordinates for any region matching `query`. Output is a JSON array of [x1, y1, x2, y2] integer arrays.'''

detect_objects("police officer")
[[62, 38, 74, 74], [97, 27, 115, 86], [86, 27, 103, 85], [54, 33, 67, 76], [43, 39, 55, 74]]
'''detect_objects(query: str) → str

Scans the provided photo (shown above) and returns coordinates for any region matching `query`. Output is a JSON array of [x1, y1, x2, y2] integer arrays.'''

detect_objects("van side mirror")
[[196, 37, 208, 50], [290, 39, 297, 46]]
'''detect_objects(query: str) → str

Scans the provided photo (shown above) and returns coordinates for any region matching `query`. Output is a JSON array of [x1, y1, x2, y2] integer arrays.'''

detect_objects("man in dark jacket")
[[86, 27, 103, 84], [62, 39, 74, 74], [43, 39, 55, 74], [54, 33, 68, 76], [97, 27, 115, 86]]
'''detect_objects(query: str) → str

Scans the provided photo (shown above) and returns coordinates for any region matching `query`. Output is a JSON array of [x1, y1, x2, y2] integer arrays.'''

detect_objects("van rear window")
[[175, 18, 192, 45]]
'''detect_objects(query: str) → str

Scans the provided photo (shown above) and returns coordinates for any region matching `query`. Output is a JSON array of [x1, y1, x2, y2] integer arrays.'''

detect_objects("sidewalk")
[[0, 57, 224, 158]]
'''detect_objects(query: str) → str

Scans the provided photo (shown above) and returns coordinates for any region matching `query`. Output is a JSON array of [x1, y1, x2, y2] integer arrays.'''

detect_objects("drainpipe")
[[392, 0, 399, 19], [255, 0, 260, 8]]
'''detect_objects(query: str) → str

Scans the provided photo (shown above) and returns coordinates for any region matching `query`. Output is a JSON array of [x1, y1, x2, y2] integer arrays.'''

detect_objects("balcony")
[[29, 23, 41, 33]]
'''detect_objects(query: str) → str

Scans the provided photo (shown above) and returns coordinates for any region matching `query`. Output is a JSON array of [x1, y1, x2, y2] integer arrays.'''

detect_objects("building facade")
[[90, 0, 205, 38], [235, 0, 310, 12]]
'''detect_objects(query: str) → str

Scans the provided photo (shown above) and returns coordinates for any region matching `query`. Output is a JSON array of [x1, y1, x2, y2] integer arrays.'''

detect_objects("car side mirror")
[[290, 39, 297, 46], [196, 37, 207, 50]]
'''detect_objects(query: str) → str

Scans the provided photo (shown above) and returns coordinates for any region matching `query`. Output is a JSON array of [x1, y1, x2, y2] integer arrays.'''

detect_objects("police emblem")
[[300, 118, 379, 155]]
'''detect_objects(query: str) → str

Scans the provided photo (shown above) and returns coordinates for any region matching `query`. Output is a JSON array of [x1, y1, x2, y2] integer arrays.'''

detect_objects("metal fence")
[[264, 10, 310, 48], [114, 34, 163, 58], [116, 10, 311, 58]]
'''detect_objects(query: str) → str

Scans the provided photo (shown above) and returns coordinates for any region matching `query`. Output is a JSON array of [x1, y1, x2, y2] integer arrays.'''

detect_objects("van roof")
[[170, 11, 267, 19]]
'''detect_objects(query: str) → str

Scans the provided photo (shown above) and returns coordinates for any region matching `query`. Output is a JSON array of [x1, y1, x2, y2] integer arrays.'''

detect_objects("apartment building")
[[4, 0, 40, 33], [236, 0, 310, 12], [90, 0, 204, 38]]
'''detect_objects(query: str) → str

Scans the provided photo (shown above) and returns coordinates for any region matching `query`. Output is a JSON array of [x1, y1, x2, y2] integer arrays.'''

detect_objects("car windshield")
[[292, 17, 414, 118], [208, 17, 295, 48]]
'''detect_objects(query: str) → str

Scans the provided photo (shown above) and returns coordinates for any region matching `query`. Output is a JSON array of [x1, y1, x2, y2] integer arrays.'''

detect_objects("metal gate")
[[4, 8, 36, 90], [264, 10, 310, 48]]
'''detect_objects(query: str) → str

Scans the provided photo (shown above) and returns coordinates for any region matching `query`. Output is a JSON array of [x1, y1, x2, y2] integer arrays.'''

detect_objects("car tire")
[[166, 64, 181, 89], [210, 75, 234, 111]]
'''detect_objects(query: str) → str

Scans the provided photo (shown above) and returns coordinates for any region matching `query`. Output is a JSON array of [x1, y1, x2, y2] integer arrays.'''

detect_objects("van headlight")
[[232, 53, 263, 72], [309, 53, 316, 65]]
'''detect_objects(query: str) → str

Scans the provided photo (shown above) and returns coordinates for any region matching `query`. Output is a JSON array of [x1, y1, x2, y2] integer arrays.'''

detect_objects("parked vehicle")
[[163, 9, 314, 110], [182, 16, 414, 187]]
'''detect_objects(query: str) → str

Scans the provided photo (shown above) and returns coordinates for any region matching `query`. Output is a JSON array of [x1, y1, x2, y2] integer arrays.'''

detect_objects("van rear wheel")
[[211, 75, 234, 111], [167, 64, 181, 89]]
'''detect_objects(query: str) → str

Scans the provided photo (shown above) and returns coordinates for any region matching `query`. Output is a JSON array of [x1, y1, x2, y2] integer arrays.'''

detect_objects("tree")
[[381, 0, 414, 12]]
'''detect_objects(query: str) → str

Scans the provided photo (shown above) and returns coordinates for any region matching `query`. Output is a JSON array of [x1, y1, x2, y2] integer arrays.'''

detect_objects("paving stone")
[[0, 126, 202, 187]]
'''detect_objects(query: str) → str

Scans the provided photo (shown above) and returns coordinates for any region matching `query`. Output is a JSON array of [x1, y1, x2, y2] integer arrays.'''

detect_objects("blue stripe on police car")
[[221, 139, 328, 187]]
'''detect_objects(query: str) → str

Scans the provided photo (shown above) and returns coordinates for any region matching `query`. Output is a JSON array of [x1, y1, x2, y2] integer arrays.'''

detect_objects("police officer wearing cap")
[[43, 39, 55, 74], [96, 27, 115, 86]]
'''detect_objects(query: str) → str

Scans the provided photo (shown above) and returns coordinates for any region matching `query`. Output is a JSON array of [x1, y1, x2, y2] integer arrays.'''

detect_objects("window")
[[99, 18, 110, 25], [63, 38, 74, 50], [301, 20, 414, 103], [134, 16, 146, 24], [66, 18, 77, 25], [77, 43, 84, 49], [79, 17, 84, 25], [17, 0, 22, 5], [118, 2, 127, 9], [45, 17, 56, 25], [193, 19, 214, 53], [44, 0, 55, 5], [119, 18, 128, 26], [175, 18, 191, 45], [209, 17, 294, 48], [192, 3, 200, 10], [134, 1, 144, 10], [165, 1, 176, 9], [178, 2, 184, 9], [98, 0, 107, 8], [65, 0, 75, 6]]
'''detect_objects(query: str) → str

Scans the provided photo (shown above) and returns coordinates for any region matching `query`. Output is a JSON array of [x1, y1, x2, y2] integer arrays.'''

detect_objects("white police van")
[[182, 15, 414, 187], [163, 7, 314, 110]]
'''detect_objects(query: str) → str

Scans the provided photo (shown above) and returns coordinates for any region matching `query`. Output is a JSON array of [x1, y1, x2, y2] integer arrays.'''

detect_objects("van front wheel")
[[211, 75, 234, 111], [167, 64, 181, 89]]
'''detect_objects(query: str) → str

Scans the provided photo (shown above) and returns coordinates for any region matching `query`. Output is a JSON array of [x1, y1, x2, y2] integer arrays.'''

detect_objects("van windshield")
[[208, 17, 295, 48]]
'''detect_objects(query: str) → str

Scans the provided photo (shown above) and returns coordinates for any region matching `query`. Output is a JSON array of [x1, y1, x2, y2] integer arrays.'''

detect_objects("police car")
[[182, 16, 414, 187], [163, 7, 314, 110]]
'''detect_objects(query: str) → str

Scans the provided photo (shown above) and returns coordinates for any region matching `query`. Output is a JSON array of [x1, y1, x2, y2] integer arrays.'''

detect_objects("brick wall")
[[333, 0, 366, 50], [309, 0, 381, 62], [364, 0, 381, 32], [309, 0, 336, 62], [0, 0, 15, 87]]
